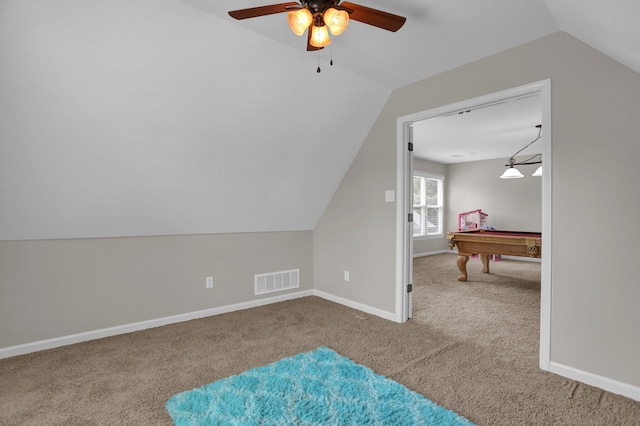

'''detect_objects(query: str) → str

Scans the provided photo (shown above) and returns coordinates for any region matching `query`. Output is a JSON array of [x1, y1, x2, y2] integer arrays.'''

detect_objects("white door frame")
[[395, 79, 552, 371]]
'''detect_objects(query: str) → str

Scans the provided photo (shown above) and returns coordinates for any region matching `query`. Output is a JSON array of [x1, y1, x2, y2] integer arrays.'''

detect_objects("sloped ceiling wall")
[[0, 1, 390, 239], [1, 0, 637, 240], [543, 0, 640, 73]]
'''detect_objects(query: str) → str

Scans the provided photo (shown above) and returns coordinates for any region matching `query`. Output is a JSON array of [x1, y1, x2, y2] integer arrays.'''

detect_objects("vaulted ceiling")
[[0, 0, 638, 240]]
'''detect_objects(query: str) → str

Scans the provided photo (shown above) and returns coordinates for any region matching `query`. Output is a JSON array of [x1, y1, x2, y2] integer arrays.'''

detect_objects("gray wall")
[[313, 31, 640, 388], [446, 156, 542, 233], [3, 30, 639, 393], [413, 155, 543, 257], [313, 114, 397, 312], [0, 231, 312, 348]]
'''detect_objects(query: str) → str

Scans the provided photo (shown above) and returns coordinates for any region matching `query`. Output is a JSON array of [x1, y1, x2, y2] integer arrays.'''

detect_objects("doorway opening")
[[395, 80, 552, 371]]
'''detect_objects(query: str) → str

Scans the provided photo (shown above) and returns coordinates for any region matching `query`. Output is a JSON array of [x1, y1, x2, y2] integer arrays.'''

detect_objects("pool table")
[[447, 230, 542, 282]]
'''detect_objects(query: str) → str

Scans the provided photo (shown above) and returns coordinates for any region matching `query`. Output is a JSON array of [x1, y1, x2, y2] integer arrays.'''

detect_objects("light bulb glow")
[[323, 8, 349, 35], [287, 9, 313, 36], [310, 24, 331, 47]]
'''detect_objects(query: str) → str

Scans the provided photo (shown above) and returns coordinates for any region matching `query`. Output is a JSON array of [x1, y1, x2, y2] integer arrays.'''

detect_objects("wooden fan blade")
[[307, 28, 323, 51], [338, 2, 406, 32], [228, 2, 299, 20]]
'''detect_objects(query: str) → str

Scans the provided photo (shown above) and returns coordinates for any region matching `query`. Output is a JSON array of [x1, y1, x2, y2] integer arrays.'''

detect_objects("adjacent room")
[[410, 91, 543, 295], [408, 93, 548, 423], [1, 0, 640, 424]]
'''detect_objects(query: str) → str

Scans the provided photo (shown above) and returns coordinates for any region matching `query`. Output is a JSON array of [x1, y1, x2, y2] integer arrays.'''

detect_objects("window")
[[413, 172, 444, 238]]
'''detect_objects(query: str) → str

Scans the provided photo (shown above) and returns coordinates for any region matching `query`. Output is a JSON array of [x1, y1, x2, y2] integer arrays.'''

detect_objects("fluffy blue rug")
[[166, 346, 475, 425]]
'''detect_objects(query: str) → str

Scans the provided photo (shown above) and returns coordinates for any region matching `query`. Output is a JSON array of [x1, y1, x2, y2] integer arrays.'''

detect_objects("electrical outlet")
[[206, 276, 213, 289], [344, 271, 350, 282]]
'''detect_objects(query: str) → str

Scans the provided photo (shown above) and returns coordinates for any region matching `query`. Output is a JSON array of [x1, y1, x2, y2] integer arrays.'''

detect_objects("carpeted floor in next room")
[[1, 254, 640, 425]]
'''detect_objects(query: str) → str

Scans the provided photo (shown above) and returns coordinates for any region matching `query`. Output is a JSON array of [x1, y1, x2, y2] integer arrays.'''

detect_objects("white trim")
[[413, 249, 450, 258], [395, 121, 412, 323], [313, 290, 397, 322], [412, 172, 445, 239], [413, 171, 445, 181], [0, 290, 314, 360], [550, 362, 640, 402], [0, 289, 400, 360], [4, 285, 638, 403], [501, 255, 542, 263], [538, 80, 553, 372], [413, 234, 445, 241], [396, 79, 553, 368]]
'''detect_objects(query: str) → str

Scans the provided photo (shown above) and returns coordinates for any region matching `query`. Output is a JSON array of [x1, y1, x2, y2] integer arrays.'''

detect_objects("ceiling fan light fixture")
[[229, 3, 406, 55], [287, 8, 313, 36], [323, 7, 349, 35], [310, 24, 331, 47]]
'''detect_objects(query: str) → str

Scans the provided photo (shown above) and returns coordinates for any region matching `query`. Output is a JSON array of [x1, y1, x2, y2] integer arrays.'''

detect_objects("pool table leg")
[[480, 254, 490, 274], [456, 255, 469, 281]]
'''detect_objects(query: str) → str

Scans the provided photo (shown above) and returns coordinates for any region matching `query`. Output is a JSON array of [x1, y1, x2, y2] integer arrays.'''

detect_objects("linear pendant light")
[[500, 125, 543, 179]]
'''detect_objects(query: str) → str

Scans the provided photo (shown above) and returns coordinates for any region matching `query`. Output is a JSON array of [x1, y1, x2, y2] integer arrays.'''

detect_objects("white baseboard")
[[0, 290, 314, 360], [312, 289, 397, 322], [550, 361, 640, 402], [413, 249, 450, 258], [501, 255, 542, 263], [4, 291, 638, 404], [0, 289, 396, 360]]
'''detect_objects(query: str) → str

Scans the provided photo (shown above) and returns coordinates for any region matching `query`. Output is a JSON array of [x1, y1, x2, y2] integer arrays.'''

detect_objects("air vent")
[[254, 269, 299, 295]]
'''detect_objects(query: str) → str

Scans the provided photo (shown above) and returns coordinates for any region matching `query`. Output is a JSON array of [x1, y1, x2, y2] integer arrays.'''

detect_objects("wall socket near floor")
[[344, 271, 350, 282], [205, 276, 213, 289]]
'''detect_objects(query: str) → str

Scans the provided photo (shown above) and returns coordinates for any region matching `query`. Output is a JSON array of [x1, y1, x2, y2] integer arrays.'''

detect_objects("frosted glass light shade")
[[500, 167, 524, 179], [532, 165, 542, 176], [323, 8, 349, 35], [287, 9, 313, 36], [310, 25, 331, 47]]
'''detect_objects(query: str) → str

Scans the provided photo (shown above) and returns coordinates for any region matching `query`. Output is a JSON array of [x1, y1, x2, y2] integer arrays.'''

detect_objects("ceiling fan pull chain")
[[330, 45, 333, 66], [317, 50, 321, 73]]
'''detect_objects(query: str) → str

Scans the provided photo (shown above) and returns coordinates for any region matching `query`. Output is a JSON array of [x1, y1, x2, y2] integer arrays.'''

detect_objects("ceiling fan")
[[228, 1, 406, 52]]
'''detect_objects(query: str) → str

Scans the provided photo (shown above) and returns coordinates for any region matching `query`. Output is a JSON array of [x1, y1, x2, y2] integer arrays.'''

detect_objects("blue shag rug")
[[166, 346, 475, 425]]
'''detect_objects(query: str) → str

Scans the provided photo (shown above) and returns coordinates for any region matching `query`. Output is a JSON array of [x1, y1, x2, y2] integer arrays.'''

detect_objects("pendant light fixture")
[[500, 166, 525, 179], [532, 165, 542, 177], [500, 125, 543, 179]]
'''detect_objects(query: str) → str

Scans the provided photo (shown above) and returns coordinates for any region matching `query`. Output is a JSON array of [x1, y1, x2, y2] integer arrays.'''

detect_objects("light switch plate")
[[385, 190, 395, 202]]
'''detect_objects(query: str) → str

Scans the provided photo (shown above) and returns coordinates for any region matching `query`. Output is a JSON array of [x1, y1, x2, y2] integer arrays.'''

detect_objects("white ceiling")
[[412, 93, 542, 164], [179, 0, 559, 88], [0, 0, 638, 239]]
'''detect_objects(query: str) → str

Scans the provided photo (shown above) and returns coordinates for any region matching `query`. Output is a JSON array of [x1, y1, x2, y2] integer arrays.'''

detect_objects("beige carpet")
[[1, 254, 639, 425]]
